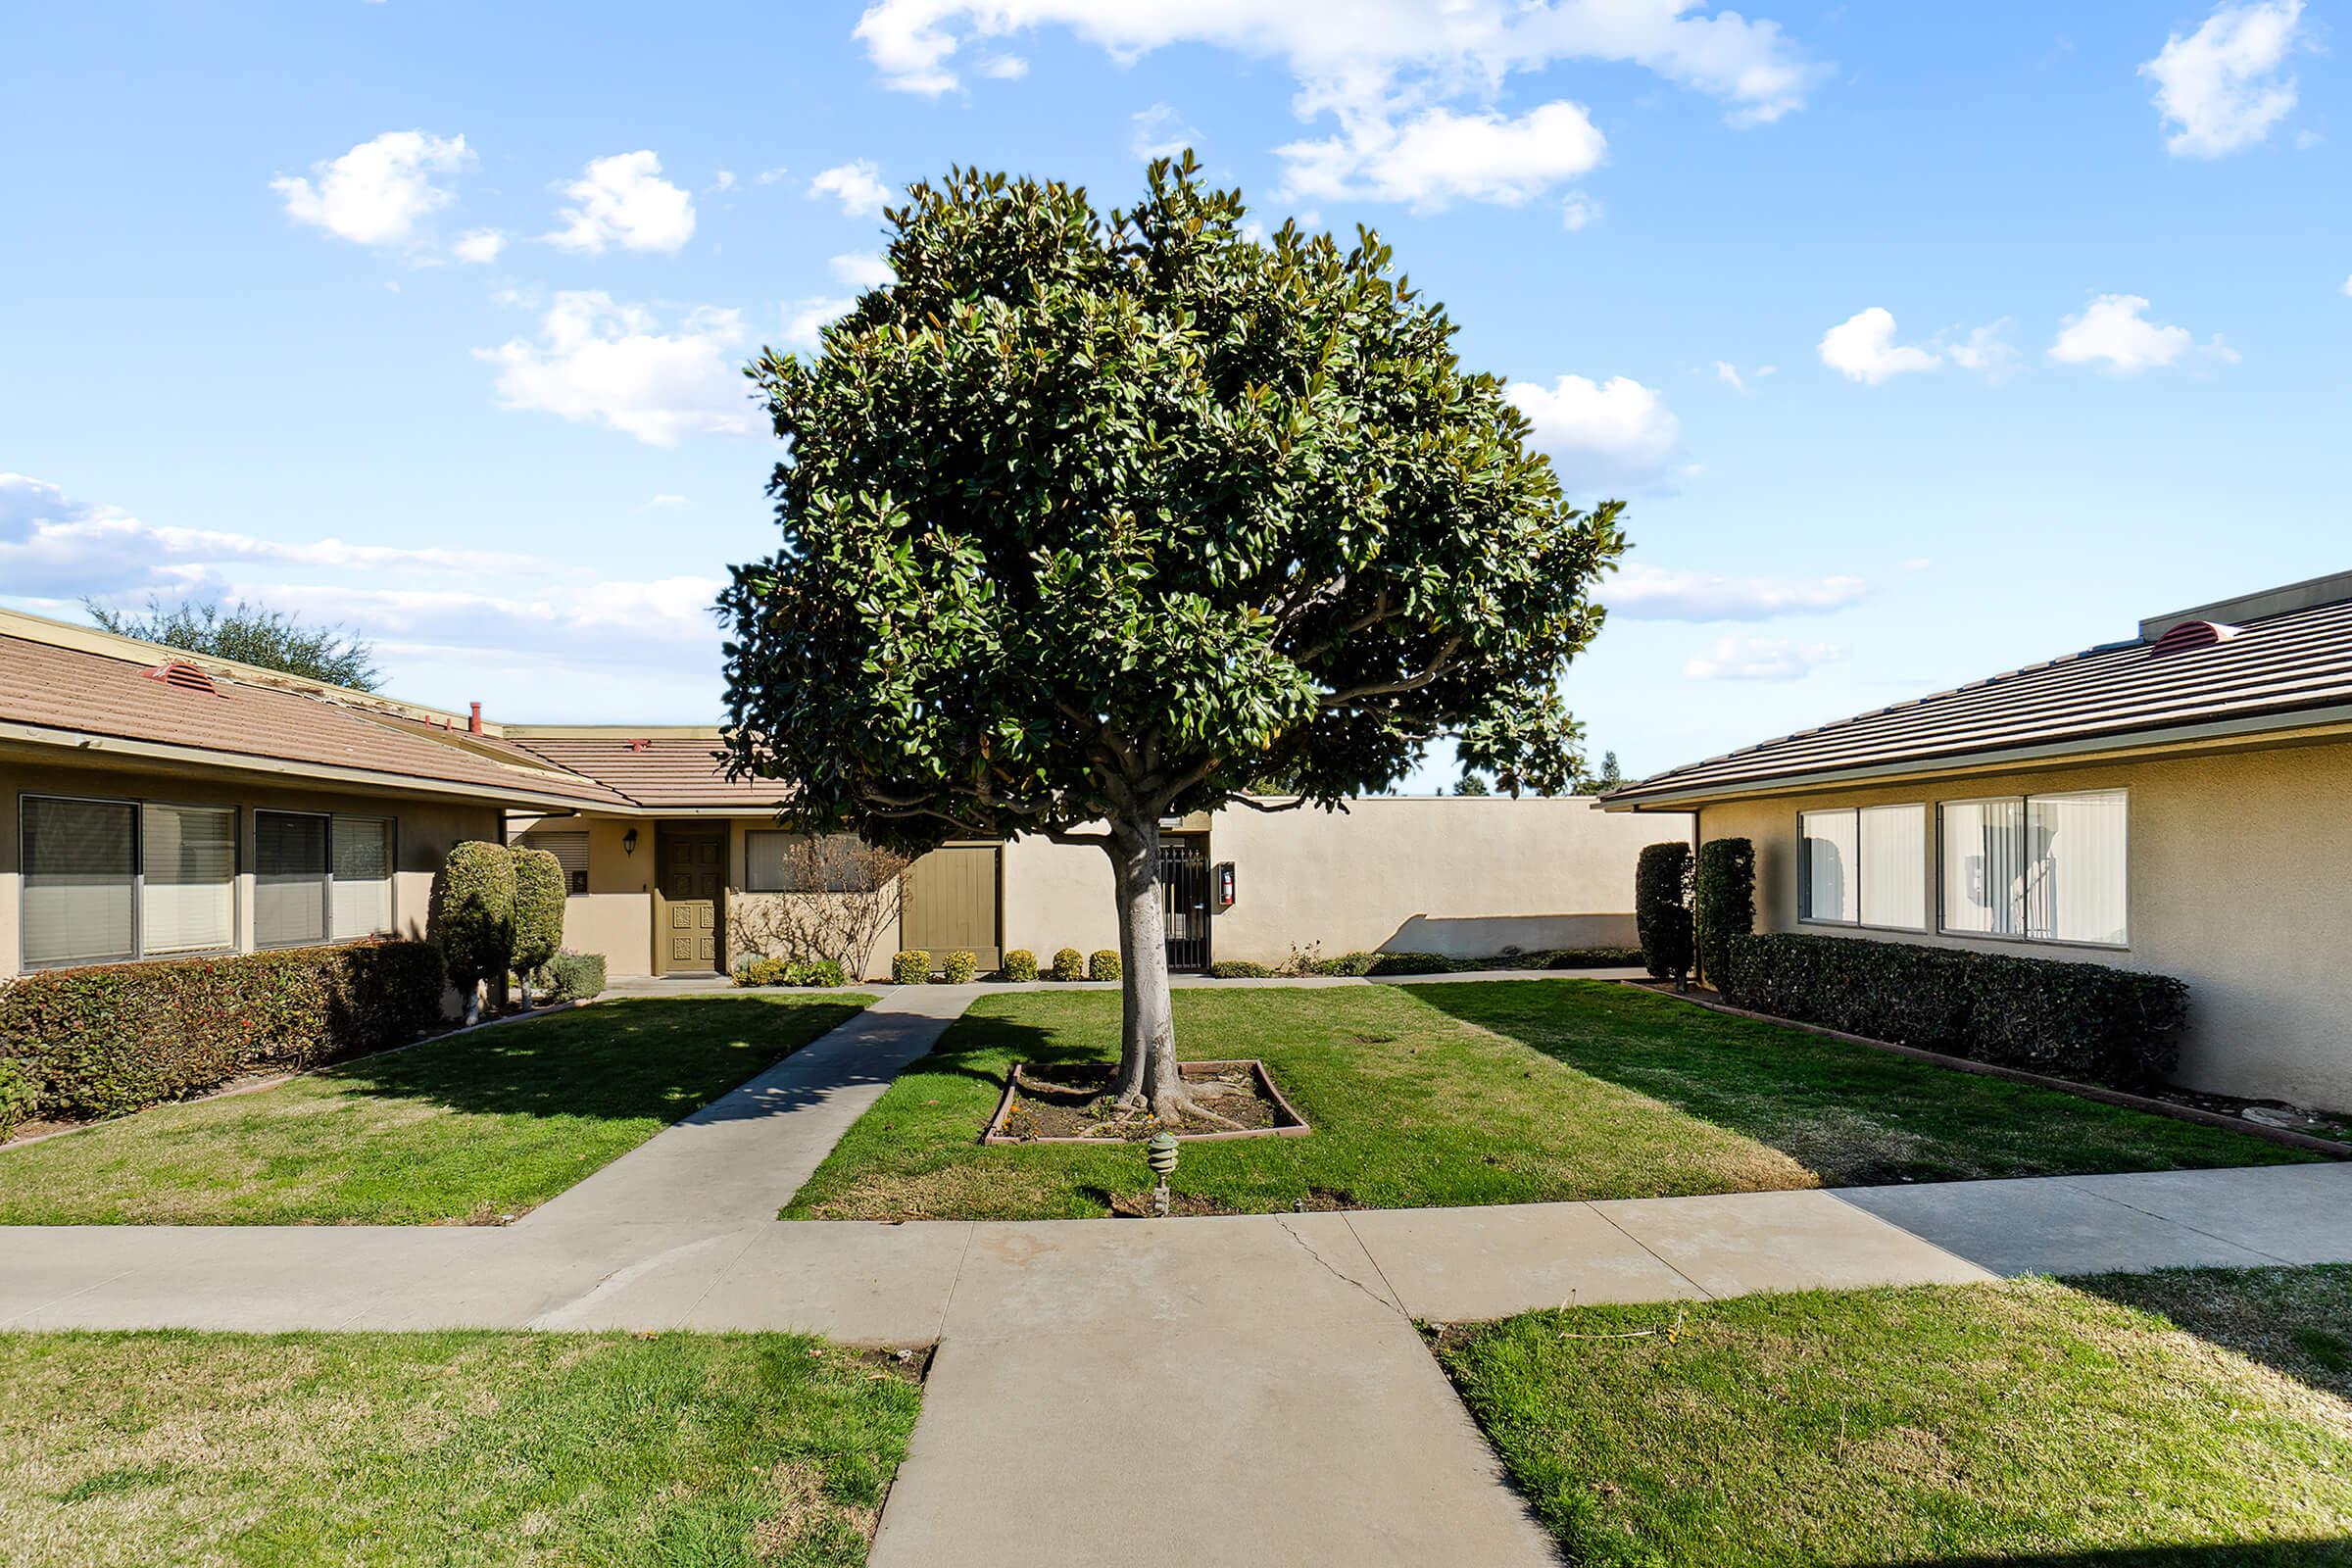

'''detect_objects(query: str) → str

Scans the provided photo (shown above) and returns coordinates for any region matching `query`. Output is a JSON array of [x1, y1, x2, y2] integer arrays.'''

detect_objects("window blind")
[[1798, 809, 1859, 923], [140, 803, 235, 955], [1858, 804, 1927, 930], [519, 830, 589, 896], [331, 816, 393, 940], [22, 797, 136, 966], [255, 810, 328, 947]]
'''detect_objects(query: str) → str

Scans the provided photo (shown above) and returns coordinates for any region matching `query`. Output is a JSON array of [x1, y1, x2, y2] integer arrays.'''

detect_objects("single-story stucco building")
[[1, 606, 1676, 988], [1602, 570, 2352, 1113]]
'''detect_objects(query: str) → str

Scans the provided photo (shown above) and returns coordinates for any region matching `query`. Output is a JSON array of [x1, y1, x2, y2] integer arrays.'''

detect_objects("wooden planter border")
[[982, 1058, 1312, 1145], [1622, 979, 2350, 1159]]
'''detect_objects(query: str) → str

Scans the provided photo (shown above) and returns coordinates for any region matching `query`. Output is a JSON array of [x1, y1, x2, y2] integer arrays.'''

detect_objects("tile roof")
[[505, 734, 789, 811], [0, 631, 632, 808], [1604, 594, 2352, 807]]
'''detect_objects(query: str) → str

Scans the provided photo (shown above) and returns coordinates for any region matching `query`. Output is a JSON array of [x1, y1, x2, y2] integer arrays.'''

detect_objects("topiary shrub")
[[1049, 948, 1085, 982], [1088, 949, 1121, 982], [543, 951, 606, 1002], [892, 950, 930, 986], [1206, 958, 1273, 978], [940, 950, 977, 984], [1717, 932, 2189, 1087], [510, 846, 568, 1003], [429, 839, 516, 1022], [0, 941, 446, 1122], [0, 1057, 35, 1141], [1001, 949, 1039, 982], [1636, 841, 1694, 987], [1692, 837, 1755, 989]]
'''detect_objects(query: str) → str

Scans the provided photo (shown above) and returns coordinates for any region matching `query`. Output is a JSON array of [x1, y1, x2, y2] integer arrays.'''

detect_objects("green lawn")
[[1437, 1266, 2352, 1567], [0, 995, 869, 1226], [0, 1329, 920, 1568], [782, 981, 2304, 1221]]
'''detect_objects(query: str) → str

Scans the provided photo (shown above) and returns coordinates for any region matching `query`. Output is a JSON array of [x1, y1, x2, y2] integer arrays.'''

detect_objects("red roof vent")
[[2148, 619, 2241, 657], [143, 661, 223, 696], [627, 738, 652, 752]]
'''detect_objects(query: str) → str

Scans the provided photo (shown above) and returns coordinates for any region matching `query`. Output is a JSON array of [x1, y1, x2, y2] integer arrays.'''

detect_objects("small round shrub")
[[543, 951, 606, 1002], [940, 950, 977, 984], [793, 958, 848, 988], [1049, 947, 1085, 982], [1206, 958, 1272, 978], [1001, 949, 1039, 982], [736, 956, 790, 988], [1087, 949, 1121, 982], [892, 950, 930, 986]]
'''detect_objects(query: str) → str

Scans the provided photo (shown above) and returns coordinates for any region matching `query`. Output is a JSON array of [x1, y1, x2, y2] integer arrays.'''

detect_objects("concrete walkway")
[[3, 983, 2349, 1567]]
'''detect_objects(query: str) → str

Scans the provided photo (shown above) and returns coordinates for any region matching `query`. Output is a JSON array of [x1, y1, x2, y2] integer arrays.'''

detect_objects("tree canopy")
[[85, 597, 381, 690], [718, 156, 1627, 1115]]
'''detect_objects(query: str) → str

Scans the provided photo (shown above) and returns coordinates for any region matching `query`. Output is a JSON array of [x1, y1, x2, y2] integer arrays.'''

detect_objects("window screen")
[[22, 797, 136, 966], [141, 803, 236, 955], [255, 810, 328, 947], [331, 816, 393, 940], [520, 830, 589, 895]]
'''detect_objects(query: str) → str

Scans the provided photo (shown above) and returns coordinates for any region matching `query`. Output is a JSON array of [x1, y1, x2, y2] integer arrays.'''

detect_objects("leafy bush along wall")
[[1719, 932, 2189, 1088], [1636, 842, 1694, 985], [1692, 837, 1755, 986], [0, 941, 447, 1123]]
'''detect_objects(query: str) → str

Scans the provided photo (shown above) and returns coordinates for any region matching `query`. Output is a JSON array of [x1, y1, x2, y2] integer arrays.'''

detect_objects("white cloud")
[[1505, 374, 1680, 494], [2339, 272, 2352, 298], [1684, 634, 1847, 681], [1558, 190, 1601, 230], [1946, 318, 2019, 379], [453, 228, 507, 265], [545, 151, 697, 255], [475, 292, 756, 446], [753, 166, 792, 186], [1606, 564, 1867, 621], [1818, 307, 1940, 384], [1902, 557, 1933, 571], [1131, 103, 1199, 161], [783, 297, 857, 351], [808, 160, 893, 217], [710, 171, 738, 192], [0, 473, 540, 602], [830, 251, 895, 288], [649, 493, 690, 508], [2047, 293, 2225, 372], [978, 53, 1029, 78], [271, 130, 473, 250], [2141, 1, 2305, 158], [1279, 100, 1605, 210], [855, 3, 1819, 211], [1713, 361, 1744, 393]]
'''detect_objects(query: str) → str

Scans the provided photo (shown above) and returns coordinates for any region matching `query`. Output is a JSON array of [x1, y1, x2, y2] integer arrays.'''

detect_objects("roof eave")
[[1598, 702, 2352, 810]]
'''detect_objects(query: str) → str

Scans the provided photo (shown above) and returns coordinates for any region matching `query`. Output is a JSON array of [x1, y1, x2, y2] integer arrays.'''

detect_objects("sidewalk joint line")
[[2049, 1176, 2299, 1267], [931, 1222, 979, 1346], [1339, 1209, 1409, 1315], [1276, 1213, 1405, 1320], [1589, 1201, 1718, 1300]]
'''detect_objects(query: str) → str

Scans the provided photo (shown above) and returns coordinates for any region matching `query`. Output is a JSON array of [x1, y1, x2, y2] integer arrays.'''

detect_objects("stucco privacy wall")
[[1685, 739, 2352, 1109], [1003, 796, 1680, 965], [0, 755, 498, 982]]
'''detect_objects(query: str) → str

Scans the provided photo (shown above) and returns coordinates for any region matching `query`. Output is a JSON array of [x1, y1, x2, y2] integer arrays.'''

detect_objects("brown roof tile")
[[505, 734, 789, 811]]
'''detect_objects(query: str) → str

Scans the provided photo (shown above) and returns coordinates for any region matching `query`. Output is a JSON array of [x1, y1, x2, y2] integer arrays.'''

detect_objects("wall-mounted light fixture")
[[621, 827, 639, 857]]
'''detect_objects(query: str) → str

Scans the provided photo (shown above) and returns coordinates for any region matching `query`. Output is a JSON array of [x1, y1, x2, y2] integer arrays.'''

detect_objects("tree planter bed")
[[983, 1059, 1311, 1144]]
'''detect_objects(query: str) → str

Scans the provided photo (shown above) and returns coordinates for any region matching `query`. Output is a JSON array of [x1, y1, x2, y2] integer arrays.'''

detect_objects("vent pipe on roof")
[[469, 701, 483, 734]]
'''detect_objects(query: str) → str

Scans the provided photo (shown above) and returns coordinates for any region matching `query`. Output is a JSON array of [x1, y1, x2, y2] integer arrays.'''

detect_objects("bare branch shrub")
[[734, 835, 910, 980]]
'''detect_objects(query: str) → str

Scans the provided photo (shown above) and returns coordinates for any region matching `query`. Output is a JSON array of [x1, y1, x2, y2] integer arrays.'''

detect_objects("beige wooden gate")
[[902, 843, 1002, 969]]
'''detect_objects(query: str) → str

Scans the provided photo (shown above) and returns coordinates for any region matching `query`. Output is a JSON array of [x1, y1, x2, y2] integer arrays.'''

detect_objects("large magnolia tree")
[[719, 157, 1626, 1122]]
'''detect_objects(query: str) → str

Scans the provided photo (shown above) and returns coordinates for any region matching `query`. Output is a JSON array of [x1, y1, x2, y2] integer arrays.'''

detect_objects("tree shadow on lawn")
[[2062, 1263, 2352, 1414], [1411, 979, 2309, 1187], [1867, 1546, 2351, 1566], [326, 996, 869, 1124]]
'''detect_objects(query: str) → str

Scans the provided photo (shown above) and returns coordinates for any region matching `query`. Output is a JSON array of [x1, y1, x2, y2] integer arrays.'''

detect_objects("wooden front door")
[[903, 843, 1002, 969], [656, 826, 725, 974]]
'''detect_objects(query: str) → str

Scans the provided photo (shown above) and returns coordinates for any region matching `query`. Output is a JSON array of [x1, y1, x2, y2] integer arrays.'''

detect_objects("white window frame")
[[1936, 789, 2130, 951], [19, 791, 241, 971], [1797, 803, 1928, 934]]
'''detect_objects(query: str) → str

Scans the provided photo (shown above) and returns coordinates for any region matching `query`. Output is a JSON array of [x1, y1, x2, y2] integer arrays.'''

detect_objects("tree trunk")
[[1106, 815, 1183, 1119]]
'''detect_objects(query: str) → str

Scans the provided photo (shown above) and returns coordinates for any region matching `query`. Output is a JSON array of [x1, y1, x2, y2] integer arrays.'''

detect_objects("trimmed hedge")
[[1087, 949, 1121, 982], [1693, 837, 1755, 987], [1000, 949, 1039, 982], [940, 950, 977, 984], [0, 1057, 34, 1141], [1718, 932, 2189, 1087], [1049, 948, 1085, 982], [1636, 842, 1694, 985], [541, 951, 606, 1002], [735, 956, 849, 990], [1296, 948, 1647, 977], [0, 941, 448, 1122], [892, 950, 930, 986], [1206, 958, 1274, 978]]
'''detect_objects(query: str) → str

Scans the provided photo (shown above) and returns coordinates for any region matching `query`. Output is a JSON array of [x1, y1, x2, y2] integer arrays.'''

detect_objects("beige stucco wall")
[[1, 751, 499, 983], [509, 813, 659, 977], [1681, 738, 2352, 1110]]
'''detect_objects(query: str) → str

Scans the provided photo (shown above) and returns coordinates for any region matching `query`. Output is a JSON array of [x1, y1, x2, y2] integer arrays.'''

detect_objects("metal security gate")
[[1158, 836, 1210, 972]]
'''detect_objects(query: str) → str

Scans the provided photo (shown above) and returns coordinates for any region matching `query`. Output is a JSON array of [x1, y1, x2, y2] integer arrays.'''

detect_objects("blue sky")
[[4, 1, 2345, 790]]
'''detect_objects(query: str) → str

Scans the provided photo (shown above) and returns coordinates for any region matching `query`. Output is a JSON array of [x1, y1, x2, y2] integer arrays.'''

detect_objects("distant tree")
[[1452, 770, 1491, 796], [1579, 749, 1623, 794], [85, 596, 380, 690], [718, 156, 1626, 1121]]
